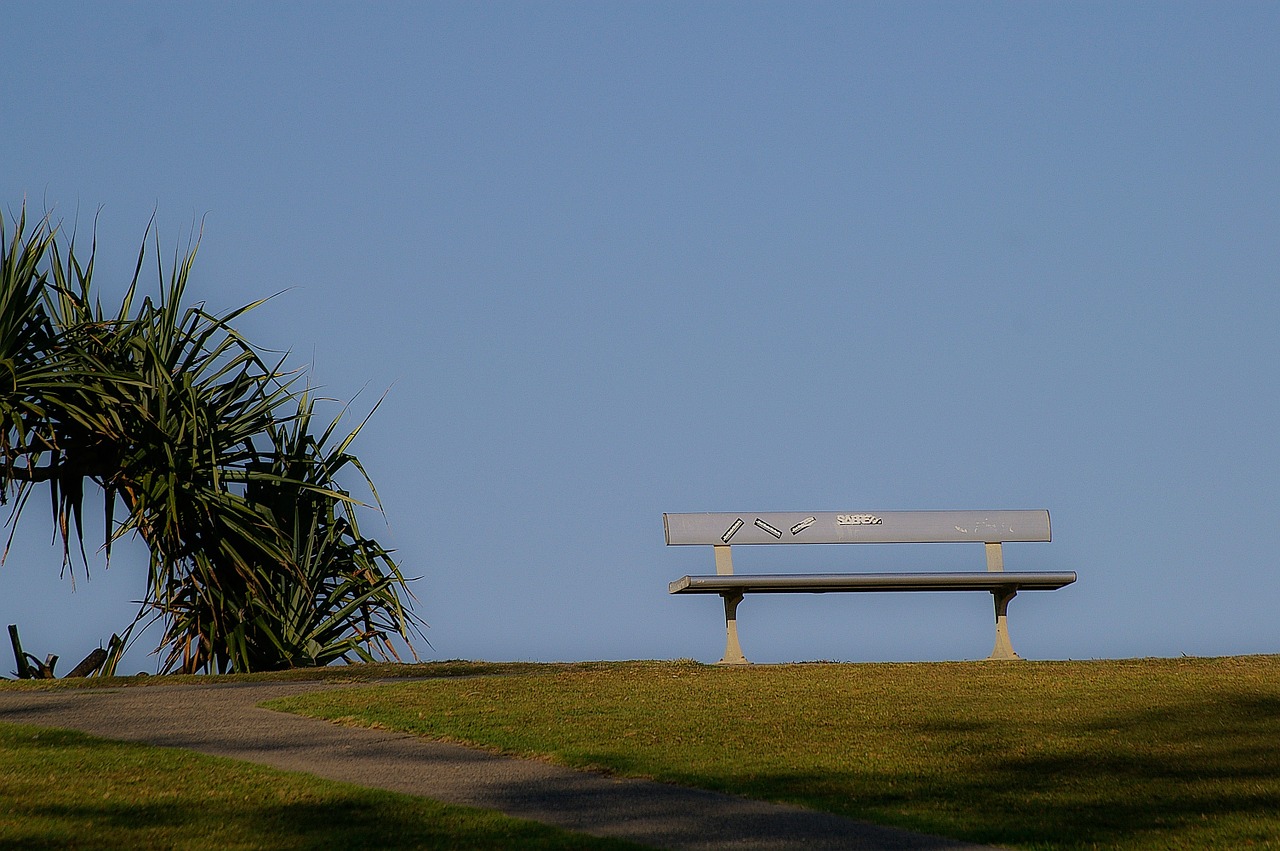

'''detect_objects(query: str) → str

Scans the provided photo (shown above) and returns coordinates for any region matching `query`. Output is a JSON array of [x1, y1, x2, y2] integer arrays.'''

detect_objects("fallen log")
[[65, 647, 109, 678]]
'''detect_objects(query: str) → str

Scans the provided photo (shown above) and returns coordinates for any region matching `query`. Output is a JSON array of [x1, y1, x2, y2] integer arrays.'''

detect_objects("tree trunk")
[[7, 625, 32, 679]]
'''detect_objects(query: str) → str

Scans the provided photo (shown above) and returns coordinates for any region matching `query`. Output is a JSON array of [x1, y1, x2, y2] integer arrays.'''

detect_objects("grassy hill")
[[5, 656, 1280, 848], [270, 656, 1280, 849]]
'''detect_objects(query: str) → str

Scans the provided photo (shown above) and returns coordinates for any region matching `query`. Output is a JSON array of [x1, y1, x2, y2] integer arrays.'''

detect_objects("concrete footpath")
[[0, 679, 998, 850]]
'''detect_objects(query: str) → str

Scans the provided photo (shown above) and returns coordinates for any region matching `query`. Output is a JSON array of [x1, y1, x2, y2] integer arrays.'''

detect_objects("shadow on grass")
[[0, 724, 640, 850], [4, 800, 625, 850], [524, 685, 1280, 844], [704, 692, 1280, 849]]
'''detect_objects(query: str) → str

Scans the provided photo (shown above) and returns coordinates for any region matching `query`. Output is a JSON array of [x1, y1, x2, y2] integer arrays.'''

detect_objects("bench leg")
[[718, 592, 749, 665], [988, 589, 1021, 660]]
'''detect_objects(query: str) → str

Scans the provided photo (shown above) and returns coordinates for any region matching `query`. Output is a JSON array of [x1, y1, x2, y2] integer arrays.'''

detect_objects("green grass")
[[0, 721, 645, 850], [269, 656, 1280, 850]]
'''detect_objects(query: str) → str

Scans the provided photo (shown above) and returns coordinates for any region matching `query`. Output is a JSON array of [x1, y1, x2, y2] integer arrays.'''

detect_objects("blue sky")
[[3, 2, 1278, 672]]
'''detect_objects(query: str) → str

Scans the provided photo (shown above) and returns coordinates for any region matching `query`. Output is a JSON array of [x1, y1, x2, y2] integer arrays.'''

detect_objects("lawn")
[[269, 656, 1280, 850], [0, 720, 645, 850]]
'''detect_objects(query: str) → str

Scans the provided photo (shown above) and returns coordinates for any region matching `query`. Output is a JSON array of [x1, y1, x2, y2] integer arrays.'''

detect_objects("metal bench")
[[665, 510, 1075, 664]]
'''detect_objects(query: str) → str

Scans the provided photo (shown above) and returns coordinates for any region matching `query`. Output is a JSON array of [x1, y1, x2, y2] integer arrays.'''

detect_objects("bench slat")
[[664, 510, 1050, 546], [669, 571, 1077, 594]]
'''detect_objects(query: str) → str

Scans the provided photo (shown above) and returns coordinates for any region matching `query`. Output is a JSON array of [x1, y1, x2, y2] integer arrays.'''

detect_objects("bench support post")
[[988, 588, 1020, 660], [714, 545, 733, 575], [718, 592, 749, 665]]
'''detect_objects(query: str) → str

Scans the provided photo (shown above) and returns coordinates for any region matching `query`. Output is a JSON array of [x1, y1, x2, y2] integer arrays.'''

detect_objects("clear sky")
[[3, 2, 1278, 673]]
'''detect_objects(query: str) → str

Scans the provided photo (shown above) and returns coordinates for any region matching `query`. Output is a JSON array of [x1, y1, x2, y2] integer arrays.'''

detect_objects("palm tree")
[[0, 208, 423, 673]]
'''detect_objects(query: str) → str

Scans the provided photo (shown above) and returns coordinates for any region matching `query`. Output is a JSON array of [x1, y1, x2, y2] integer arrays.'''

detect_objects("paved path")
[[0, 679, 997, 850]]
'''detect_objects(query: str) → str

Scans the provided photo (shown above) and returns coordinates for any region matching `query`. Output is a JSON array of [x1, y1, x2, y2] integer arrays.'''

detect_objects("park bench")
[[665, 510, 1075, 664]]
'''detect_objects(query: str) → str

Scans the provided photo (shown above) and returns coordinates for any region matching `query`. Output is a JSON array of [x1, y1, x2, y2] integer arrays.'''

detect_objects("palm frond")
[[1, 206, 423, 673]]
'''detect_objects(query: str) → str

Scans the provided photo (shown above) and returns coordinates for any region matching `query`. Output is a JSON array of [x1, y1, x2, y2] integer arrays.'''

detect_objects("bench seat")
[[670, 571, 1078, 594]]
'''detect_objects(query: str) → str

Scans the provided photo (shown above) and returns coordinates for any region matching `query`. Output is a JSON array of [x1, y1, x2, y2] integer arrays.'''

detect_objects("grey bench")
[[665, 510, 1075, 663]]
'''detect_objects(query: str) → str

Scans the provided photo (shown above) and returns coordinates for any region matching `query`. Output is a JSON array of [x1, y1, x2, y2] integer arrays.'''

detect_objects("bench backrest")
[[664, 510, 1051, 546], [665, 510, 1050, 575]]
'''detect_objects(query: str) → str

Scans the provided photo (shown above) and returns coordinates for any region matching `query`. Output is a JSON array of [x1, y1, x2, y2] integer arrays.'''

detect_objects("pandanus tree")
[[0, 208, 423, 673]]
